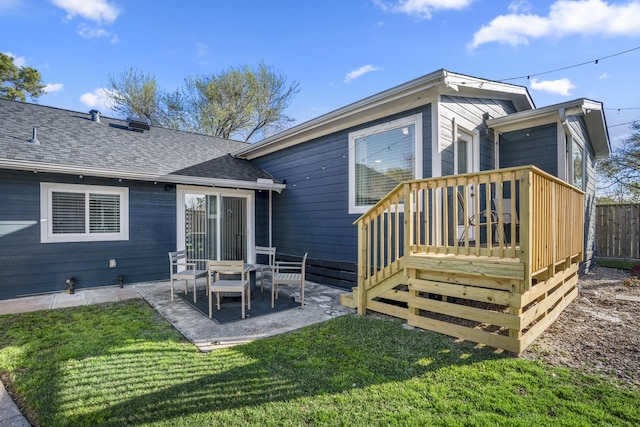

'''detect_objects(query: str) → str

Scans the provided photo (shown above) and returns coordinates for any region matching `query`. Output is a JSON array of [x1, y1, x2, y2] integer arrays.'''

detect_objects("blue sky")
[[1, 0, 640, 146]]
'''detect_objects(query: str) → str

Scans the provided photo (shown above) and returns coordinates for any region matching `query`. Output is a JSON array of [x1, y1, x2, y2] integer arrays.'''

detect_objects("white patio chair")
[[272, 253, 307, 309], [168, 250, 209, 303], [254, 246, 276, 292], [208, 260, 251, 319]]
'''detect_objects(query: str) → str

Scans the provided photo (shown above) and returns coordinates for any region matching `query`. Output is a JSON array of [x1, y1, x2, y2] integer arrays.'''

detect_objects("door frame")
[[176, 185, 256, 262], [454, 126, 480, 240]]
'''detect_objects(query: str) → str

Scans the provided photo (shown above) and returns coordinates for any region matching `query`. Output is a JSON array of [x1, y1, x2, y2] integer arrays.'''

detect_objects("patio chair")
[[208, 260, 251, 319], [456, 192, 500, 244], [168, 250, 209, 303], [272, 253, 307, 309], [254, 246, 276, 292]]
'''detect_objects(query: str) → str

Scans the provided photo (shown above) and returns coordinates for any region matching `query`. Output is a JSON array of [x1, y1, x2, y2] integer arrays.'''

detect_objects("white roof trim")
[[487, 98, 610, 159], [0, 159, 286, 192], [234, 69, 533, 160]]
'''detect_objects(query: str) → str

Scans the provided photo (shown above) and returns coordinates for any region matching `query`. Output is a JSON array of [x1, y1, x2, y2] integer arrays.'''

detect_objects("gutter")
[[0, 159, 286, 193]]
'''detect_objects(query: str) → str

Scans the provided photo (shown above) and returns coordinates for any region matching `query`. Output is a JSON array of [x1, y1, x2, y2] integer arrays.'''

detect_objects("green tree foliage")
[[598, 121, 640, 202], [105, 62, 299, 142], [0, 52, 46, 101], [106, 68, 159, 123]]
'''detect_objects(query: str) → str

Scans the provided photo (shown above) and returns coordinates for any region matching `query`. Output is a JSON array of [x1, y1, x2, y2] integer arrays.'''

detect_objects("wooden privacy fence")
[[596, 203, 640, 259]]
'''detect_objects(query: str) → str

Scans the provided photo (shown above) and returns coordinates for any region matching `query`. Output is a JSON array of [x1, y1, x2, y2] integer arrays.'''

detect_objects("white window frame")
[[40, 183, 129, 243], [176, 185, 255, 262], [348, 113, 423, 214]]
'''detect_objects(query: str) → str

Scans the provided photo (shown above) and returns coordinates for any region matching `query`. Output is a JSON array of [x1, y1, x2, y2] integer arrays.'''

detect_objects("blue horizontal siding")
[[499, 123, 558, 175], [253, 105, 432, 287], [0, 170, 177, 299]]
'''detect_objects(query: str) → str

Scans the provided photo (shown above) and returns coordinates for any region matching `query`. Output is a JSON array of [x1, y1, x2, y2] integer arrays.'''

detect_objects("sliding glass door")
[[178, 186, 253, 261]]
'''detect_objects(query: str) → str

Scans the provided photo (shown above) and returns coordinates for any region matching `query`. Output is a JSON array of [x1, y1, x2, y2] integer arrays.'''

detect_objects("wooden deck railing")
[[354, 165, 584, 293]]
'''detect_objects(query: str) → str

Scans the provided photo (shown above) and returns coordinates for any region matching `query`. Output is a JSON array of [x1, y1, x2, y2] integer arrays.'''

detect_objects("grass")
[[596, 259, 639, 270], [1, 300, 639, 426]]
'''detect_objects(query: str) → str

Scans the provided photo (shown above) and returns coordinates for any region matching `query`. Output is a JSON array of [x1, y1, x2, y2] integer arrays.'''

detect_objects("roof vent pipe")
[[90, 109, 101, 123], [29, 127, 40, 145]]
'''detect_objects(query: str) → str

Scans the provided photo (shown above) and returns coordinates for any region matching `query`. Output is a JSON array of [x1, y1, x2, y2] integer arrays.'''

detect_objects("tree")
[[186, 62, 299, 141], [106, 68, 159, 123], [104, 62, 299, 142], [598, 121, 640, 203], [106, 69, 196, 131], [0, 52, 46, 101]]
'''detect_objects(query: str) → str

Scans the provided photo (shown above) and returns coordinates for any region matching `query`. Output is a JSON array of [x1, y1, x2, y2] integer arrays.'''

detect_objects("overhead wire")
[[289, 50, 640, 186], [498, 45, 640, 82]]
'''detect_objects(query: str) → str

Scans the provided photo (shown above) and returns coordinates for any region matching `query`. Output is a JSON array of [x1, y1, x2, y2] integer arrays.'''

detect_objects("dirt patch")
[[522, 266, 640, 389]]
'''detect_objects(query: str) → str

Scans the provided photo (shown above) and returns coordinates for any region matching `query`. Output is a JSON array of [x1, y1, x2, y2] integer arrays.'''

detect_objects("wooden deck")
[[341, 166, 584, 354]]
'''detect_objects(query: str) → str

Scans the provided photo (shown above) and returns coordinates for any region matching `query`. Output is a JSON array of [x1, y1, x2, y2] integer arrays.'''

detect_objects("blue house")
[[0, 70, 610, 316], [234, 70, 609, 284], [0, 100, 284, 299]]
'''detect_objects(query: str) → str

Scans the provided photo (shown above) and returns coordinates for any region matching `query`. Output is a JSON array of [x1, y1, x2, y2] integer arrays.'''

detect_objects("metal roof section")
[[233, 69, 534, 160], [0, 99, 284, 192], [487, 98, 611, 159]]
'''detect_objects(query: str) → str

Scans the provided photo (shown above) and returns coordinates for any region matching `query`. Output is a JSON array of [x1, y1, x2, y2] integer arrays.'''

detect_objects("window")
[[572, 140, 584, 191], [41, 183, 129, 243], [349, 113, 422, 214], [177, 186, 254, 262]]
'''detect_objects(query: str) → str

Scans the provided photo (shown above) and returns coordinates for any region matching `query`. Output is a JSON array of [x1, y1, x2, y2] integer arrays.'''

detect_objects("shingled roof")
[[0, 99, 283, 191]]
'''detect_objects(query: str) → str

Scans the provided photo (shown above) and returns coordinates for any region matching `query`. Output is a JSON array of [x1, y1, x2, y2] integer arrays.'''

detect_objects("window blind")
[[89, 193, 121, 233], [52, 192, 85, 234], [355, 124, 415, 206]]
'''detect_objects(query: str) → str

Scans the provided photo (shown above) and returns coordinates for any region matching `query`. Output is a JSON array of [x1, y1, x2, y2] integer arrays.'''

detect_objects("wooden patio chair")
[[272, 253, 307, 309], [208, 260, 250, 319], [168, 250, 209, 303], [255, 246, 276, 292]]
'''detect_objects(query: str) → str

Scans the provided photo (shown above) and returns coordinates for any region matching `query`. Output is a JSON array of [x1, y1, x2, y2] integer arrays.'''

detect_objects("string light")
[[282, 56, 640, 186], [498, 45, 640, 82]]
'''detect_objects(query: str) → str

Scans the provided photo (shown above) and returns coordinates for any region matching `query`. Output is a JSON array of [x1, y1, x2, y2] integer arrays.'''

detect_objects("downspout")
[[269, 190, 273, 247], [559, 107, 572, 182]]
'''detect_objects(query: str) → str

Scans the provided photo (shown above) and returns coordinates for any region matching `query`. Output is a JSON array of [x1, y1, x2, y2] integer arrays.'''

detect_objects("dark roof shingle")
[[0, 99, 278, 184]]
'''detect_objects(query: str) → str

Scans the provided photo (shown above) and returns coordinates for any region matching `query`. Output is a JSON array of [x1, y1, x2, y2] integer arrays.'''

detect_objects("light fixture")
[[402, 127, 409, 135]]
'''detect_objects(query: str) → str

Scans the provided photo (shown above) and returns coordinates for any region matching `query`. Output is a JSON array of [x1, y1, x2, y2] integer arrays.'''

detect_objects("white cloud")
[[508, 0, 532, 13], [2, 51, 27, 67], [373, 0, 475, 19], [530, 77, 576, 96], [80, 87, 114, 110], [44, 83, 64, 93], [470, 0, 640, 48], [77, 23, 118, 42], [50, 0, 120, 24], [599, 72, 612, 79], [344, 65, 381, 83]]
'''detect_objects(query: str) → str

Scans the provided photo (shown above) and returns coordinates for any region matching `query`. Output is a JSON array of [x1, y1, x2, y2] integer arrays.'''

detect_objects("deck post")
[[357, 220, 367, 315], [404, 183, 413, 255], [519, 168, 533, 293]]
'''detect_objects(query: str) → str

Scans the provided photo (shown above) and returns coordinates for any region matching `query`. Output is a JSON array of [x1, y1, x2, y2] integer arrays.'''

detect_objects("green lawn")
[[1, 300, 638, 426], [596, 259, 639, 270]]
